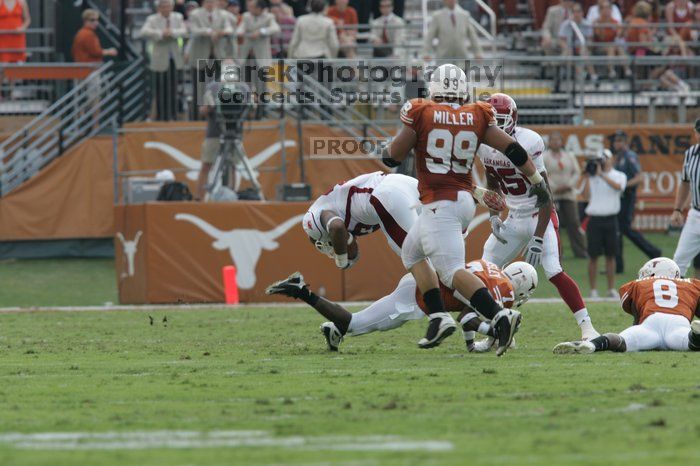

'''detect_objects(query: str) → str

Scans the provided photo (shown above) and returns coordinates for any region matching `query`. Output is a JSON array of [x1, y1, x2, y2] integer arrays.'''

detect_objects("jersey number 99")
[[426, 129, 478, 175]]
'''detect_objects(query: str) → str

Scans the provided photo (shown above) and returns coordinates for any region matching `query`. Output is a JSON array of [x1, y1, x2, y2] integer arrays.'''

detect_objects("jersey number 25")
[[426, 129, 478, 174]]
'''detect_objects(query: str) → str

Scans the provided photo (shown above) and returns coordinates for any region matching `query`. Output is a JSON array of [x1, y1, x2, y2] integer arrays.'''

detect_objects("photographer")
[[613, 131, 661, 273], [582, 149, 627, 298], [195, 62, 252, 200]]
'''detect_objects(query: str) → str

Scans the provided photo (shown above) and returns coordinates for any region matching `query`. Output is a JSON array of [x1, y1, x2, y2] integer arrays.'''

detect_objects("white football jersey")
[[306, 171, 387, 239], [477, 126, 546, 213]]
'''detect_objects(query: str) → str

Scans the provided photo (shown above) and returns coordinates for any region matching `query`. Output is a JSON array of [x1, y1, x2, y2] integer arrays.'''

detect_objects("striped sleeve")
[[682, 148, 691, 182]]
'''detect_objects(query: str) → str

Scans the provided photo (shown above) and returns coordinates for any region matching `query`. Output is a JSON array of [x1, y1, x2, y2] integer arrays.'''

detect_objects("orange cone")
[[222, 265, 239, 304]]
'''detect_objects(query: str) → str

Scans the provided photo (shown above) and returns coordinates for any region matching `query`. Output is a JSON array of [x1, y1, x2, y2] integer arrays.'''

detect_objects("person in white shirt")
[[582, 149, 627, 298], [586, 0, 623, 23]]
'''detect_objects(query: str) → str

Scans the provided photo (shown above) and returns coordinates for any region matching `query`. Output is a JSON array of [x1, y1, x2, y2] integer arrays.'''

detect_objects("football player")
[[265, 260, 538, 353], [553, 258, 700, 354], [477, 93, 599, 342], [303, 171, 505, 269], [382, 63, 550, 356]]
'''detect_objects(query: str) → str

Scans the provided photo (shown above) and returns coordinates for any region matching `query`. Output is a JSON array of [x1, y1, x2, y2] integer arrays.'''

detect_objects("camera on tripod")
[[216, 81, 252, 140]]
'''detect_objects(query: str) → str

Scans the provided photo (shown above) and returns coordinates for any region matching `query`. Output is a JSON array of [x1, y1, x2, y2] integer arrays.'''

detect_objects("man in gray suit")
[[422, 0, 483, 61], [238, 0, 280, 118], [187, 0, 234, 118], [541, 0, 573, 54], [288, 0, 338, 59], [140, 0, 188, 120]]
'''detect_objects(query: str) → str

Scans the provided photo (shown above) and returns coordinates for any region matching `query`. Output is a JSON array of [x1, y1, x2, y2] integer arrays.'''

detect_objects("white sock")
[[477, 321, 491, 335], [573, 309, 591, 327]]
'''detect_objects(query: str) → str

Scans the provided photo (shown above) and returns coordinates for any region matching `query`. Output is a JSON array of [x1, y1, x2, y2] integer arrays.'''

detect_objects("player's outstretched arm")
[[483, 126, 550, 208], [382, 125, 417, 168], [526, 173, 554, 267], [319, 210, 353, 269]]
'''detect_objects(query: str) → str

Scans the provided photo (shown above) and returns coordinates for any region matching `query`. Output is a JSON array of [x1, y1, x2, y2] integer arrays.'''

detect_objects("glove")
[[528, 180, 551, 208], [489, 215, 508, 244], [524, 236, 544, 268]]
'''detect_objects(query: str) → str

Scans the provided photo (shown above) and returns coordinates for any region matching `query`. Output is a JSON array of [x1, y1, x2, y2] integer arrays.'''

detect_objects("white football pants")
[[401, 191, 476, 288], [673, 208, 700, 277], [619, 313, 690, 352], [346, 274, 425, 336]]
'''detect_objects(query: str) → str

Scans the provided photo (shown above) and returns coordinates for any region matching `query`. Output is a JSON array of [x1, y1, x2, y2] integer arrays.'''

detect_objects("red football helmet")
[[488, 93, 518, 135]]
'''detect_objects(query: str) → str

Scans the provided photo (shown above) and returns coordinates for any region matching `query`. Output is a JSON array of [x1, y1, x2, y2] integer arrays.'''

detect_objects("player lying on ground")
[[382, 63, 551, 355], [302, 171, 505, 269], [553, 258, 700, 354], [478, 93, 599, 341], [265, 260, 538, 353]]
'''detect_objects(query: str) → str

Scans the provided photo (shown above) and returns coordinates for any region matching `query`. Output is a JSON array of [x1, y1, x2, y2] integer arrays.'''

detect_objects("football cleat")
[[688, 320, 700, 351], [471, 336, 517, 353], [265, 272, 306, 299], [320, 322, 343, 352], [552, 340, 596, 355], [492, 309, 521, 357], [418, 312, 457, 349], [581, 325, 600, 341]]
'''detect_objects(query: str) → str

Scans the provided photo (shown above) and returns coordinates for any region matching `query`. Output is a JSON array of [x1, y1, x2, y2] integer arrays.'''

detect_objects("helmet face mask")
[[638, 257, 681, 280], [503, 261, 538, 307]]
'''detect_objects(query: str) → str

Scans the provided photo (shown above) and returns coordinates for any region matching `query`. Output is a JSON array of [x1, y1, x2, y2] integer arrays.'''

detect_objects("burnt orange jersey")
[[619, 277, 700, 324], [400, 98, 496, 203], [416, 260, 515, 314]]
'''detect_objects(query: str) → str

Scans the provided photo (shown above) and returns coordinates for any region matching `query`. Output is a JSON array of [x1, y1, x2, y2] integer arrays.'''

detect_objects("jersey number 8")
[[653, 279, 679, 308], [426, 129, 478, 175]]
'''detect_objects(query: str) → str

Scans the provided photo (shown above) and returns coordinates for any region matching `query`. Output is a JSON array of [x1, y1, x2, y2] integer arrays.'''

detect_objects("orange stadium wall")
[[114, 202, 493, 304]]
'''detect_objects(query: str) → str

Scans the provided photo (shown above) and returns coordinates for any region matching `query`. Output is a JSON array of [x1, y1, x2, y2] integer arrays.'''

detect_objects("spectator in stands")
[[238, 0, 280, 62], [586, 0, 623, 23], [559, 2, 598, 81], [613, 130, 661, 273], [217, 0, 239, 58], [541, 0, 573, 54], [0, 0, 30, 63], [288, 0, 339, 59], [370, 0, 405, 58], [593, 0, 632, 78], [626, 0, 654, 56], [270, 0, 296, 58], [187, 0, 234, 118], [688, 7, 700, 55], [544, 131, 588, 259], [184, 0, 199, 18], [140, 0, 188, 121], [71, 9, 118, 63], [327, 0, 358, 58], [422, 0, 484, 61], [665, 0, 694, 41]]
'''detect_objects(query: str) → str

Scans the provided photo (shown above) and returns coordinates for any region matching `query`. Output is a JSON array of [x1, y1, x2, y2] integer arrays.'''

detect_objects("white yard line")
[[0, 298, 620, 314], [0, 430, 453, 452]]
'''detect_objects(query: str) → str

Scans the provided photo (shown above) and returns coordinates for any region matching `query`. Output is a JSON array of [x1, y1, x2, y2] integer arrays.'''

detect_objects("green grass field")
[[0, 303, 698, 466]]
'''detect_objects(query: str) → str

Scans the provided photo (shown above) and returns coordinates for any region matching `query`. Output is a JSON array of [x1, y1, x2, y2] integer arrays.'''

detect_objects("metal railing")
[[0, 59, 148, 196], [0, 28, 56, 61]]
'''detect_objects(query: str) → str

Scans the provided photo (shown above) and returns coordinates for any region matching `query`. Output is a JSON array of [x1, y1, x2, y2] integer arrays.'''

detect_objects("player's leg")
[[658, 314, 692, 351], [427, 192, 520, 355], [345, 274, 425, 336], [689, 320, 700, 351], [401, 217, 455, 348], [481, 215, 526, 267], [265, 272, 351, 351], [673, 210, 700, 276], [553, 333, 626, 354], [587, 218, 604, 298], [617, 317, 664, 352], [541, 217, 599, 340]]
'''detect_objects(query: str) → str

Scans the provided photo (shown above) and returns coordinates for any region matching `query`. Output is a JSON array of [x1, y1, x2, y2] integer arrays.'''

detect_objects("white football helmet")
[[302, 211, 334, 258], [504, 261, 538, 307], [638, 257, 681, 279], [428, 63, 468, 101]]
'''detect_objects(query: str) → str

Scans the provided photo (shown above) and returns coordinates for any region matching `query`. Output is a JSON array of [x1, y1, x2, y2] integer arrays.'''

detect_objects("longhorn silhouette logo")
[[174, 213, 305, 289], [116, 231, 143, 277], [143, 140, 297, 186]]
